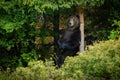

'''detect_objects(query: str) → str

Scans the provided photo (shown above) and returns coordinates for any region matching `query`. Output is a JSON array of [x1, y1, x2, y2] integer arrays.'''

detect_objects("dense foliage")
[[0, 0, 106, 68], [85, 0, 120, 41], [0, 0, 120, 76], [0, 38, 120, 80], [0, 0, 39, 68]]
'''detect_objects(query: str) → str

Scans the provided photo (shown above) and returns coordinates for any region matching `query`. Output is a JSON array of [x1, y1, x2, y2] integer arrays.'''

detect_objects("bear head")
[[67, 15, 80, 31]]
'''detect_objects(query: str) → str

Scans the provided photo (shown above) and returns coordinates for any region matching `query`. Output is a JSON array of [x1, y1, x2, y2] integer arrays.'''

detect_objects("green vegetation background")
[[1, 38, 120, 80], [0, 0, 120, 79]]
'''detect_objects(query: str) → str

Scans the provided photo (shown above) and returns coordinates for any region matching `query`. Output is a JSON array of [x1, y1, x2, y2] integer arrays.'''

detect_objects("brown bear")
[[56, 15, 80, 67]]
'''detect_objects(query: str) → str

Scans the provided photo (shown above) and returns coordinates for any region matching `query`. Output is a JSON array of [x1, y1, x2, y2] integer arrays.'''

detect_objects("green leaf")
[[3, 22, 15, 33]]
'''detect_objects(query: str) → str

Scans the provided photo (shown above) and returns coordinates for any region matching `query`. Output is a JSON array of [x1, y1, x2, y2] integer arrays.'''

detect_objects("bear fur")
[[56, 15, 80, 67]]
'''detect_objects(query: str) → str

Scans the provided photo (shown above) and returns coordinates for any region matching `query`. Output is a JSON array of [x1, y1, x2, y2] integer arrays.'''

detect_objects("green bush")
[[62, 38, 120, 80], [0, 1, 38, 68], [0, 38, 120, 80]]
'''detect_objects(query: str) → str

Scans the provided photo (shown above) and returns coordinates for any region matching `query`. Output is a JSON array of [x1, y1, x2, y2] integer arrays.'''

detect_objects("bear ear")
[[76, 15, 79, 19], [69, 14, 72, 17]]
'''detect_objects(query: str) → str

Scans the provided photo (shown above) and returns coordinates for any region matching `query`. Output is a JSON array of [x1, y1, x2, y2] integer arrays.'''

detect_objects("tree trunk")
[[78, 7, 84, 53], [53, 11, 60, 55]]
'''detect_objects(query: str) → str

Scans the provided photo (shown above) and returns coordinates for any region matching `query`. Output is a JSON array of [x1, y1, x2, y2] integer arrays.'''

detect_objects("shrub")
[[0, 38, 120, 80], [10, 60, 63, 80], [62, 38, 120, 80]]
